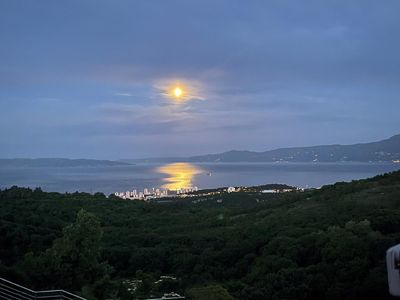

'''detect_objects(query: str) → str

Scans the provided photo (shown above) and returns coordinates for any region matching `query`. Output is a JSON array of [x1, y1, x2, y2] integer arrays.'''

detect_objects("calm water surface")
[[0, 162, 399, 195]]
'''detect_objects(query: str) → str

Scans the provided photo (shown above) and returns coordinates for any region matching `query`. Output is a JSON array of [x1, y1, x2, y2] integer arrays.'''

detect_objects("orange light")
[[174, 87, 183, 98], [156, 162, 202, 190]]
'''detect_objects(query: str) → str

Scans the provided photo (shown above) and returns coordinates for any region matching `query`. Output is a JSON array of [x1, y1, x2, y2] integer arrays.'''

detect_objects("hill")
[[1, 171, 400, 299], [123, 134, 400, 163], [189, 134, 400, 162], [0, 158, 132, 168]]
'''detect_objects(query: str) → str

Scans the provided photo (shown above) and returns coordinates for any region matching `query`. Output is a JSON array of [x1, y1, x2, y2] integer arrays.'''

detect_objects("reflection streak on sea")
[[155, 162, 203, 190]]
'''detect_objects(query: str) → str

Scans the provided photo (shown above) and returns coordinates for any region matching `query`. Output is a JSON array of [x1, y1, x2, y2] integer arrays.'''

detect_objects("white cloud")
[[115, 92, 132, 97]]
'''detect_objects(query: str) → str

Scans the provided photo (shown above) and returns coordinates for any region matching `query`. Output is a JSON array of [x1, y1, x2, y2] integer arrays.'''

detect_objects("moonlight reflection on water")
[[155, 162, 203, 190]]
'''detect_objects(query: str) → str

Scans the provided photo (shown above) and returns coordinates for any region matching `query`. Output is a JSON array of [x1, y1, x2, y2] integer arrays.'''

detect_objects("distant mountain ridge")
[[0, 158, 132, 168], [189, 134, 400, 163], [123, 134, 400, 163], [3, 135, 400, 165]]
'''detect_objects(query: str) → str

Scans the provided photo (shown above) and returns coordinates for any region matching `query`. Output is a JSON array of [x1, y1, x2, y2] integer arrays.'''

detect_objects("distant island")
[[0, 158, 132, 168], [2, 135, 400, 166], [122, 134, 400, 163]]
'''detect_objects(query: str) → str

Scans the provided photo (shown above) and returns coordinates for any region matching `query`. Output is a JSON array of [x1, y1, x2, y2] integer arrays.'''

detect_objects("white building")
[[227, 187, 236, 193], [261, 189, 279, 193]]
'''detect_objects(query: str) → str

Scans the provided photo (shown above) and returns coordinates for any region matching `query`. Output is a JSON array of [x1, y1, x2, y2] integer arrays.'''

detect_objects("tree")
[[186, 285, 234, 300], [23, 209, 112, 299], [135, 270, 154, 297]]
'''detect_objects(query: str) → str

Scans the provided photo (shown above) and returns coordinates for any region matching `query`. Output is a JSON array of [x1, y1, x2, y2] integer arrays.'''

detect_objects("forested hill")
[[1, 170, 400, 299], [188, 134, 400, 162], [0, 158, 131, 167], [124, 134, 400, 163]]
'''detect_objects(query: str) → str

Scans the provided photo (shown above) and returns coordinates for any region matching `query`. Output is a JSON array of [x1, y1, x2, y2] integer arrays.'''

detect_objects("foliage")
[[186, 285, 234, 300], [1, 170, 400, 299], [19, 209, 113, 298]]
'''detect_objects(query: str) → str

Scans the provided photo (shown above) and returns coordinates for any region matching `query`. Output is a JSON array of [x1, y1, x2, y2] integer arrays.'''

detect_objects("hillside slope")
[[1, 171, 400, 299], [189, 134, 400, 162]]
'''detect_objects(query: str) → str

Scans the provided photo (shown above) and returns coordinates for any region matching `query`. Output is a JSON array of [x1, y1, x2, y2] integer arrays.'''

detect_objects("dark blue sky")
[[1, 0, 399, 159]]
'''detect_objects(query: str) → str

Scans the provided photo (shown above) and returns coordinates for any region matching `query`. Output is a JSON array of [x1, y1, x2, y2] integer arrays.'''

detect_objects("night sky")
[[1, 0, 399, 159]]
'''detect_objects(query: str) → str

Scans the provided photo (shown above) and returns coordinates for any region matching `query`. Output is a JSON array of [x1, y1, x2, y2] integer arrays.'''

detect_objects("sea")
[[0, 162, 399, 195]]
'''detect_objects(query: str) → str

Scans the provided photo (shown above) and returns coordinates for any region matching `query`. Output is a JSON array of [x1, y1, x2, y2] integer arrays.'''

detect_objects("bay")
[[0, 162, 399, 195]]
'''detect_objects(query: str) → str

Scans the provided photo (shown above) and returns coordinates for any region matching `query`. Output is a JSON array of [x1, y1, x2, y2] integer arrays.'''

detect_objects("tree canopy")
[[1, 170, 400, 299]]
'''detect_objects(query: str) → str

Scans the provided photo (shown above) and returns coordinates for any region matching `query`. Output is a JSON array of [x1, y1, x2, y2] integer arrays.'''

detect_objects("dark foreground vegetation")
[[1, 170, 400, 299]]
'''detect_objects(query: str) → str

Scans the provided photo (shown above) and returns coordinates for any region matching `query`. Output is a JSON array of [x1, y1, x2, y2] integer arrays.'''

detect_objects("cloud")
[[115, 92, 132, 97], [1, 0, 400, 157]]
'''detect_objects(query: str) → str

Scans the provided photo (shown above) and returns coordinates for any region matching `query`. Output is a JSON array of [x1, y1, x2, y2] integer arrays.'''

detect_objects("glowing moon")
[[174, 87, 183, 98], [158, 80, 204, 103]]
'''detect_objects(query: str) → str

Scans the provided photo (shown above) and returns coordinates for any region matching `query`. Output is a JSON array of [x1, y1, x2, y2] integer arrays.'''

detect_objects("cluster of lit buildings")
[[261, 188, 297, 193], [176, 186, 199, 194], [115, 185, 302, 202], [115, 187, 168, 200], [114, 186, 199, 200]]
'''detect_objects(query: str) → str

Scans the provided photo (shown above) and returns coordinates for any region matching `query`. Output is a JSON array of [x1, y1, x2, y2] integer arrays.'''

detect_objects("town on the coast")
[[114, 186, 199, 200], [114, 185, 301, 201]]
